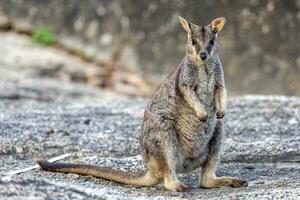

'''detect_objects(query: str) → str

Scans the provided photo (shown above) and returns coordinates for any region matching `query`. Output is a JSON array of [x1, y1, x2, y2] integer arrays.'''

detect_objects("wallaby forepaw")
[[196, 109, 208, 121], [216, 110, 225, 119], [200, 113, 208, 121], [166, 182, 188, 192]]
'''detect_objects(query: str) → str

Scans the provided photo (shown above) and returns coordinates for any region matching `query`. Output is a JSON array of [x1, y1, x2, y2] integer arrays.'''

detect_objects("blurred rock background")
[[0, 0, 299, 96]]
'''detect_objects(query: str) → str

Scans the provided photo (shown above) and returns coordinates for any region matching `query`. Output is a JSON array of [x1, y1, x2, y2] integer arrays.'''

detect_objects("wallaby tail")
[[37, 160, 160, 186]]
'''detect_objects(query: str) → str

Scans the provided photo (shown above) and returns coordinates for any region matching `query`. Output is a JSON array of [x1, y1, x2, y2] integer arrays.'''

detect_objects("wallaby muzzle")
[[200, 51, 208, 61]]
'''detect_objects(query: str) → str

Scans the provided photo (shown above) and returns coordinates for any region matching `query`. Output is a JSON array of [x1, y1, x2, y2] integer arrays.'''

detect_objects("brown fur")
[[38, 16, 248, 192]]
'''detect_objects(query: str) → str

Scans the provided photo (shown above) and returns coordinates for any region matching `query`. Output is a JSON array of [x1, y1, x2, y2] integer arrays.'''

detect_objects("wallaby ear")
[[179, 16, 192, 34], [211, 17, 226, 33]]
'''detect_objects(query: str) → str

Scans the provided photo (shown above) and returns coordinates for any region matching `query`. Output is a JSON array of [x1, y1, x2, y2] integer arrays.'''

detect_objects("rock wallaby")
[[38, 16, 248, 192]]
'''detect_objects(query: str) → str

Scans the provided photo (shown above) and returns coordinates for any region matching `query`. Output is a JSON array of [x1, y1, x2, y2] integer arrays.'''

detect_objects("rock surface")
[[0, 30, 300, 199], [1, 91, 300, 199]]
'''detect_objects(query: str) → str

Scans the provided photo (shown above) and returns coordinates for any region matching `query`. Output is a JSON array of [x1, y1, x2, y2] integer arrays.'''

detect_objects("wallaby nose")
[[200, 52, 208, 60]]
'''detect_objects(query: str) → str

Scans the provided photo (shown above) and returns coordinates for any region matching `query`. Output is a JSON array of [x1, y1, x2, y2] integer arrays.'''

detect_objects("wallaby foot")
[[200, 176, 248, 188], [162, 159, 189, 192], [165, 181, 188, 192], [164, 167, 188, 191]]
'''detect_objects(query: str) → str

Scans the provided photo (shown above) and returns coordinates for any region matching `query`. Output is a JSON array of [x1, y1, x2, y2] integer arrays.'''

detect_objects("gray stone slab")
[[0, 96, 299, 199]]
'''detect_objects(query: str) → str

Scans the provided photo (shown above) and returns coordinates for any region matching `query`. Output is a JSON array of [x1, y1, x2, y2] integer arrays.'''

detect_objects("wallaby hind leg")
[[160, 132, 188, 192], [200, 120, 248, 188], [140, 157, 164, 187]]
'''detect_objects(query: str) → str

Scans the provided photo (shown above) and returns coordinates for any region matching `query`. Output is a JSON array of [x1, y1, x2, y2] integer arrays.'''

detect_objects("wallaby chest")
[[195, 64, 216, 107], [175, 62, 217, 163]]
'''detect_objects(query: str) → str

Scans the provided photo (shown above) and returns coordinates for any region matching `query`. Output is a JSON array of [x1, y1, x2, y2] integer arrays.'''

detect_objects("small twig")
[[2, 153, 71, 177]]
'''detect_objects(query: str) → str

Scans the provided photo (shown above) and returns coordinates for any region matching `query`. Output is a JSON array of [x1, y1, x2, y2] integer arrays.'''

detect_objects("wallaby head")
[[179, 16, 225, 63]]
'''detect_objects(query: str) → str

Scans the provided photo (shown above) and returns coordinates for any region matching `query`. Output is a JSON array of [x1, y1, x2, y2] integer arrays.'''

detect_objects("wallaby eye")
[[192, 39, 197, 45], [209, 39, 214, 45]]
